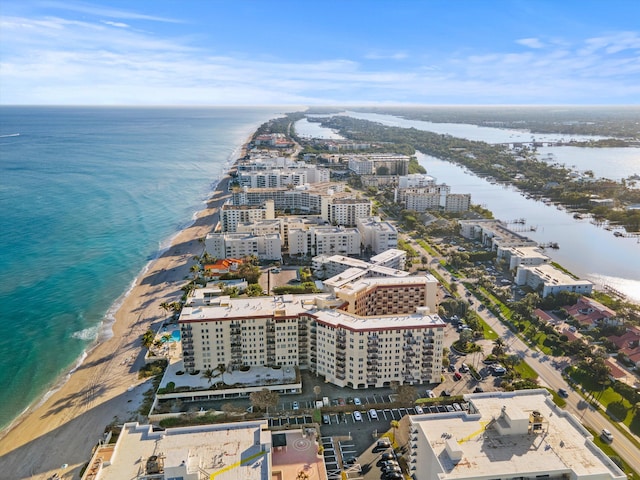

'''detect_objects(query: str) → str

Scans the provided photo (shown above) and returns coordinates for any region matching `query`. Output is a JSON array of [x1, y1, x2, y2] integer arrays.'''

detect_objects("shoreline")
[[0, 135, 251, 480]]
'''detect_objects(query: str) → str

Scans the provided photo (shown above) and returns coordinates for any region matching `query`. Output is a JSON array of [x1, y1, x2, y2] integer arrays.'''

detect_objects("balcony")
[[403, 331, 413, 338], [184, 362, 195, 368], [336, 341, 346, 350], [367, 376, 378, 384], [336, 372, 346, 380], [367, 353, 379, 360]]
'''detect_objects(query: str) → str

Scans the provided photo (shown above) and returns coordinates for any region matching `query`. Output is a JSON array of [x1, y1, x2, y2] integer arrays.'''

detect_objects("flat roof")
[[523, 263, 593, 286], [95, 421, 270, 480], [314, 308, 444, 331], [335, 275, 437, 296], [410, 390, 624, 480], [179, 294, 328, 322]]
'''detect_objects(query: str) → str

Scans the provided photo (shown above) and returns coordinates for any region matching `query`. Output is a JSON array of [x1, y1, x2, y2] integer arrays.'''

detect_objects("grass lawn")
[[416, 239, 439, 256], [513, 360, 538, 380], [479, 317, 499, 340], [570, 368, 639, 434]]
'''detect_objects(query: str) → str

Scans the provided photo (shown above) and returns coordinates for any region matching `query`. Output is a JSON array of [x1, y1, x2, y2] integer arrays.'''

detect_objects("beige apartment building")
[[179, 280, 444, 389]]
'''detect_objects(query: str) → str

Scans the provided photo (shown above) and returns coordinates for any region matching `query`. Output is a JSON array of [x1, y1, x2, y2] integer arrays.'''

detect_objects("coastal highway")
[[404, 234, 640, 474]]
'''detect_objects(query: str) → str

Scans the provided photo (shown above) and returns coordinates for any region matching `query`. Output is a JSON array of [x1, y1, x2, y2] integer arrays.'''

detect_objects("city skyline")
[[1, 0, 639, 105]]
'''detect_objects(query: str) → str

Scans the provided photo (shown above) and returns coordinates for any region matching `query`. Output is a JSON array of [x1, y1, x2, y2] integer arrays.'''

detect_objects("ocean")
[[0, 106, 282, 431]]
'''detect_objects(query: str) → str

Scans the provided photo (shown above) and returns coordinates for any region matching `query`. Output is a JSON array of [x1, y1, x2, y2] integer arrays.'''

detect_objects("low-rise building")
[[312, 248, 406, 279], [459, 219, 538, 251], [497, 245, 550, 270], [515, 264, 593, 297], [81, 420, 274, 480], [406, 389, 625, 480]]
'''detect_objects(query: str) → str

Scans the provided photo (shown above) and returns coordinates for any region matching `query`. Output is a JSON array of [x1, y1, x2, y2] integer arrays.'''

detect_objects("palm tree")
[[217, 363, 226, 384], [159, 302, 172, 315], [201, 368, 216, 385], [141, 329, 155, 349]]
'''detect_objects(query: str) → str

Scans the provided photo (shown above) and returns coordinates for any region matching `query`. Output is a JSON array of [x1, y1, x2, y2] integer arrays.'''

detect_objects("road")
[[404, 233, 640, 474]]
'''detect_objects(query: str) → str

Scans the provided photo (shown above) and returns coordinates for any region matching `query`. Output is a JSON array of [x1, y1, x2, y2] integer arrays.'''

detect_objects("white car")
[[292, 401, 299, 410], [369, 408, 378, 419], [353, 411, 363, 421], [415, 406, 424, 414], [601, 429, 614, 442], [354, 397, 362, 405], [425, 389, 436, 398]]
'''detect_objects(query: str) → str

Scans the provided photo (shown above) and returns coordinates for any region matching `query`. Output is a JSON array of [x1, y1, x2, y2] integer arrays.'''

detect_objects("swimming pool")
[[162, 329, 181, 343]]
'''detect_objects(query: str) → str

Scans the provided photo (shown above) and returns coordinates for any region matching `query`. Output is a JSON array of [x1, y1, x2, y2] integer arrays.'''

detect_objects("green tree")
[[141, 329, 155, 349], [246, 283, 264, 296], [201, 368, 216, 385]]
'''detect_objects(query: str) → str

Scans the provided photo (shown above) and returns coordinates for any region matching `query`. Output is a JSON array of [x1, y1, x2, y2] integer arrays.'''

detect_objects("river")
[[295, 112, 640, 303]]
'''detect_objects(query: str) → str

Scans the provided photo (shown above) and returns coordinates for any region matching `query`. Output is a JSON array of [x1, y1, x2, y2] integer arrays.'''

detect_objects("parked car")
[[425, 389, 436, 398], [473, 386, 484, 393], [459, 364, 469, 373], [449, 364, 457, 372], [454, 372, 462, 380], [369, 408, 378, 419], [441, 390, 451, 397], [558, 388, 569, 398], [453, 403, 462, 411], [380, 452, 395, 461], [292, 401, 299, 410], [354, 397, 362, 405], [353, 411, 363, 421], [415, 406, 424, 414], [492, 365, 506, 375], [322, 414, 330, 424], [445, 405, 455, 412], [377, 439, 391, 449]]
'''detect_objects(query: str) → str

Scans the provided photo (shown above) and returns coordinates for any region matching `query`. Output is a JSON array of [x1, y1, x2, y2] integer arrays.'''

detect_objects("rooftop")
[[523, 264, 593, 287], [410, 390, 625, 480], [314, 307, 444, 332], [91, 421, 271, 480]]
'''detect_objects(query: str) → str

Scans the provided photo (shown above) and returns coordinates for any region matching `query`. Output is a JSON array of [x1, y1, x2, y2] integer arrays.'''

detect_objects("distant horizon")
[[2, 104, 640, 108], [1, 1, 639, 105]]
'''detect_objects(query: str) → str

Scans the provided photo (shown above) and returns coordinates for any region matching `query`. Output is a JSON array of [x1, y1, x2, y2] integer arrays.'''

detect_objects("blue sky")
[[1, 0, 639, 105]]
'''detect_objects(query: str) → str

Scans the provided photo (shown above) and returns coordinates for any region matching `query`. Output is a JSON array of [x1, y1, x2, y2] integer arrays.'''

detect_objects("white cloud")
[[364, 52, 409, 60], [1, 11, 639, 105], [37, 1, 183, 23], [516, 38, 545, 49], [102, 20, 129, 28]]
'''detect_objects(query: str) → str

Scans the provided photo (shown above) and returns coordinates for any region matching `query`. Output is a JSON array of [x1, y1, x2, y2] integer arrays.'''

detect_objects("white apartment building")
[[497, 245, 550, 270], [314, 307, 445, 388], [237, 167, 330, 189], [459, 219, 538, 251], [235, 218, 282, 237], [312, 248, 407, 279], [357, 216, 398, 254], [405, 191, 443, 212], [288, 226, 361, 256], [347, 154, 410, 176], [515, 263, 594, 298], [323, 197, 372, 227], [221, 200, 275, 232], [406, 389, 625, 480], [444, 193, 471, 212], [398, 173, 438, 189], [205, 232, 282, 261], [179, 291, 445, 389]]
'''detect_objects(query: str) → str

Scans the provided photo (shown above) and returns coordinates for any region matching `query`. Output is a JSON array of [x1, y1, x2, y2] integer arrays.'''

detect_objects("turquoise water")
[[0, 106, 281, 430]]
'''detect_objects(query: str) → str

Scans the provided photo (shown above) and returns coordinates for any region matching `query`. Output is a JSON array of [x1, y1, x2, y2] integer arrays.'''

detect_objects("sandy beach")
[[0, 169, 235, 479]]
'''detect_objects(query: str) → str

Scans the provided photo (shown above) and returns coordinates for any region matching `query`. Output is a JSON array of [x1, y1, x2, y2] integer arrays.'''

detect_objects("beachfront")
[[0, 160, 236, 480]]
